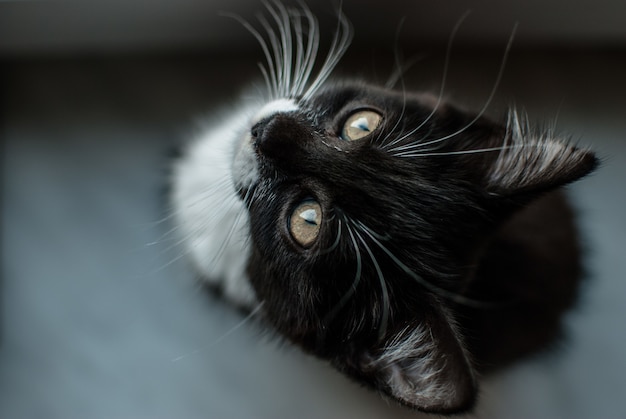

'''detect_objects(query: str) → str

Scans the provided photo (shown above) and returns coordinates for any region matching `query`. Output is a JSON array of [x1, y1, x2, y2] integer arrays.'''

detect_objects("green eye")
[[342, 110, 383, 141], [289, 200, 322, 247]]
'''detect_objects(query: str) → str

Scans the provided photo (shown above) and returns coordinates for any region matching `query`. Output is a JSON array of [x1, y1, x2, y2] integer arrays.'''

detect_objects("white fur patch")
[[370, 324, 459, 408], [489, 110, 590, 190], [253, 98, 299, 124], [231, 131, 259, 191], [171, 105, 258, 307], [171, 97, 299, 308]]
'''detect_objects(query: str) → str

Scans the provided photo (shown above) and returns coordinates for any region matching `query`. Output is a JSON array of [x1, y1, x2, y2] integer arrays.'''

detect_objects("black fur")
[[237, 81, 597, 413]]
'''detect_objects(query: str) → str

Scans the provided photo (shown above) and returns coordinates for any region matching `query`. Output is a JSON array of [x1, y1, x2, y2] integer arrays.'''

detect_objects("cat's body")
[[170, 4, 597, 414]]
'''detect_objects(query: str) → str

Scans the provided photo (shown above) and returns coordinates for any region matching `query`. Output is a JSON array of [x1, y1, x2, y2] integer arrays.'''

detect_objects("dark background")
[[2, 1, 625, 418]]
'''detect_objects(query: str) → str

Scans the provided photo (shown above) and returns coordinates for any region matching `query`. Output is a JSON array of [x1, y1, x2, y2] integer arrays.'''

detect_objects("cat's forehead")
[[305, 82, 393, 108], [301, 82, 436, 119]]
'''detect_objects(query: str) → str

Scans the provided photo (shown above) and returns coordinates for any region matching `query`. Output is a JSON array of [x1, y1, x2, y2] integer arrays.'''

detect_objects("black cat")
[[170, 3, 597, 414]]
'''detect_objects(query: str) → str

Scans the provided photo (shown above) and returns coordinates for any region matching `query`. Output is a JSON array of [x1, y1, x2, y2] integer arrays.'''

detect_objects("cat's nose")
[[251, 114, 311, 161], [250, 114, 283, 155], [250, 120, 273, 162], [250, 118, 267, 141]]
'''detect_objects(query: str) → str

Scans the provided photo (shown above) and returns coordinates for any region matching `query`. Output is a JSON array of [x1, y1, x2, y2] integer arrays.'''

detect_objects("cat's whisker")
[[356, 222, 391, 241], [302, 5, 352, 101], [385, 17, 409, 90], [385, 55, 423, 90], [135, 216, 186, 254], [220, 12, 279, 98], [150, 194, 228, 252], [355, 220, 497, 309], [377, 19, 409, 147], [171, 302, 265, 362], [388, 23, 518, 155], [387, 124, 439, 154], [143, 218, 220, 278], [257, 63, 274, 99], [293, 2, 320, 97], [279, 2, 295, 97], [322, 216, 362, 326], [164, 177, 234, 225], [151, 174, 245, 277], [351, 222, 391, 342], [378, 85, 408, 149], [382, 11, 471, 151], [393, 144, 527, 159], [152, 176, 237, 253], [262, 0, 292, 97], [316, 217, 343, 256], [144, 221, 183, 248], [235, 186, 259, 252], [204, 202, 249, 268], [161, 204, 241, 268], [240, 184, 258, 210], [228, 1, 347, 102], [290, 9, 306, 97], [258, 13, 285, 98]]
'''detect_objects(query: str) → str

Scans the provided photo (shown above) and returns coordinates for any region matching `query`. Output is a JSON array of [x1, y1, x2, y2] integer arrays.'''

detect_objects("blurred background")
[[2, 0, 625, 418]]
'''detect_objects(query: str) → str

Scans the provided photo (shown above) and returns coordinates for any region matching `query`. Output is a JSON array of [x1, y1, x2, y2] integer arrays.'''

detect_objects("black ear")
[[351, 303, 477, 414], [483, 111, 598, 197]]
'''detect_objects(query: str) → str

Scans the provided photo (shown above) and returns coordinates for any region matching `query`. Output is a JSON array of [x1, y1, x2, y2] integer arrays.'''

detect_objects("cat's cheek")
[[232, 133, 259, 191]]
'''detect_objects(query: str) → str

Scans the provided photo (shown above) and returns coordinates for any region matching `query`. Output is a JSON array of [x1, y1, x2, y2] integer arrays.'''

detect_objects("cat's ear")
[[481, 111, 597, 197], [353, 303, 476, 413]]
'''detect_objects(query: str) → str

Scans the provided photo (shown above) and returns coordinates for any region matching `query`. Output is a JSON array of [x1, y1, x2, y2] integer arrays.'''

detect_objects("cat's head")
[[231, 81, 596, 413], [226, 4, 597, 414]]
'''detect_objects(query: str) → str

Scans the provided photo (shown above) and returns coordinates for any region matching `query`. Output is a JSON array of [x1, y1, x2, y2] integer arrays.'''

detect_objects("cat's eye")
[[289, 200, 322, 248], [341, 110, 383, 141]]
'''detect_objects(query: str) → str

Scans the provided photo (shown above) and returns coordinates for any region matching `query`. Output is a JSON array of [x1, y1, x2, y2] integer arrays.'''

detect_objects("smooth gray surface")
[[1, 49, 625, 418]]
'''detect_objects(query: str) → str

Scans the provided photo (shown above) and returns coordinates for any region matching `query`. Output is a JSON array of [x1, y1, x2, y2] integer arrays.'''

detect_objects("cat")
[[170, 2, 598, 414]]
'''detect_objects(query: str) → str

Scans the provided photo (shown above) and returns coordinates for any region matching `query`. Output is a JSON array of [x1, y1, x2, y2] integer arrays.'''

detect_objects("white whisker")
[[291, 9, 306, 96], [257, 63, 274, 99], [355, 220, 498, 309], [263, 1, 292, 97], [383, 11, 471, 151], [385, 16, 408, 90], [298, 4, 320, 96], [352, 221, 390, 341], [378, 19, 408, 149], [388, 23, 518, 154], [220, 12, 279, 98], [258, 13, 285, 97], [394, 145, 525, 159], [151, 177, 240, 268], [317, 217, 343, 256], [323, 217, 362, 325], [302, 6, 352, 100], [385, 55, 423, 90], [226, 2, 349, 103], [203, 196, 249, 268], [171, 302, 265, 362]]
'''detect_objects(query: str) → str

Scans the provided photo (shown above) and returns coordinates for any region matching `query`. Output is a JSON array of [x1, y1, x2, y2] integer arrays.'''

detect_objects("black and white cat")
[[170, 3, 597, 414]]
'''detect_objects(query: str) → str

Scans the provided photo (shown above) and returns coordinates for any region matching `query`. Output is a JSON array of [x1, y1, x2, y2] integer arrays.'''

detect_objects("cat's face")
[[235, 83, 494, 326], [230, 81, 595, 413]]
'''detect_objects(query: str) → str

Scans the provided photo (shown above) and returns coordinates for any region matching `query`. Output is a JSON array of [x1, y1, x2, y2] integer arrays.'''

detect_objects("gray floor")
[[2, 50, 625, 418]]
